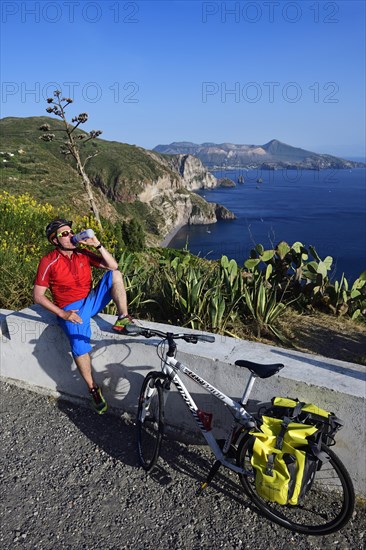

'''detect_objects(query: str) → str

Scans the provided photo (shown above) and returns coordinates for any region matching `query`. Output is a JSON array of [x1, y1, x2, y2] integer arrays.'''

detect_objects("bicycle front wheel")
[[237, 436, 355, 536], [136, 372, 165, 472]]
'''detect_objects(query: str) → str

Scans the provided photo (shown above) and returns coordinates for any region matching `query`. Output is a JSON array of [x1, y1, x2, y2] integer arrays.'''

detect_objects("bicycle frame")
[[134, 326, 355, 536], [160, 354, 257, 475]]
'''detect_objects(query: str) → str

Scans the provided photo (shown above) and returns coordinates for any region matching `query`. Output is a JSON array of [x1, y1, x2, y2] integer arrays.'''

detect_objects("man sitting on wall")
[[33, 218, 135, 414]]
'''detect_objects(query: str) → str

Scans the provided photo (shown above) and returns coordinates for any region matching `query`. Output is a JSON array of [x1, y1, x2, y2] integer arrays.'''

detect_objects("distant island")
[[154, 139, 365, 170]]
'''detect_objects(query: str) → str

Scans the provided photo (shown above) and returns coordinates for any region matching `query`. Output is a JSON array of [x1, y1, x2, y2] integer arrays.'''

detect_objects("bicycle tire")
[[136, 372, 165, 472], [236, 435, 355, 536]]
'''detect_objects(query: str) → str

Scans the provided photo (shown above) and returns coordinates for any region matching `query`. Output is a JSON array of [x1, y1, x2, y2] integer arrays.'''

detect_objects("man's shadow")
[[28, 314, 150, 469], [30, 322, 81, 394], [29, 314, 145, 406]]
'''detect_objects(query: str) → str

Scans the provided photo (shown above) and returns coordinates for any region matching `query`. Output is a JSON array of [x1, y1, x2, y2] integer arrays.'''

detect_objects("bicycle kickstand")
[[196, 460, 222, 496]]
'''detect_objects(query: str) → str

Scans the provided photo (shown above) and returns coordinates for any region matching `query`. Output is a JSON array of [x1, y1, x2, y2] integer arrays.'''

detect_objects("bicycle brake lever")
[[124, 325, 146, 336], [184, 336, 198, 344]]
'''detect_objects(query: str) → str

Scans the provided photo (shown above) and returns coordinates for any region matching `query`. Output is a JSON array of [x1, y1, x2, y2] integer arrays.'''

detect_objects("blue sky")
[[1, 0, 365, 157]]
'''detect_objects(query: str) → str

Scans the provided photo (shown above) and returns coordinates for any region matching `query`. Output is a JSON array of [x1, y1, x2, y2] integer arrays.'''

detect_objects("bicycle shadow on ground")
[[146, 398, 265, 508], [146, 434, 254, 509], [56, 397, 139, 468], [56, 396, 252, 510]]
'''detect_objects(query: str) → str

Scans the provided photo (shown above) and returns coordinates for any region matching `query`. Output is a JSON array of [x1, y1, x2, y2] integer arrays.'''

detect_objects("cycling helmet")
[[45, 218, 73, 243]]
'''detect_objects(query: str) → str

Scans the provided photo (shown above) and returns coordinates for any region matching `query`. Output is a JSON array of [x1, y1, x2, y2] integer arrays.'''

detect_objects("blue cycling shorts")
[[58, 270, 113, 357]]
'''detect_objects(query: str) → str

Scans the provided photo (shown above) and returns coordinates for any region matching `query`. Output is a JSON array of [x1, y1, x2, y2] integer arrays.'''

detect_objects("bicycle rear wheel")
[[136, 372, 165, 472], [236, 436, 355, 536]]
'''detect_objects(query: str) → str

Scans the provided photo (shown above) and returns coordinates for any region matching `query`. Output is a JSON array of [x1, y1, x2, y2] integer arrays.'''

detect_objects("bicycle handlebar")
[[124, 324, 215, 344]]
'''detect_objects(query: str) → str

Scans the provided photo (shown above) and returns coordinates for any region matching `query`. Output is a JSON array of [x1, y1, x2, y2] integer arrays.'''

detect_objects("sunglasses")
[[56, 230, 74, 238]]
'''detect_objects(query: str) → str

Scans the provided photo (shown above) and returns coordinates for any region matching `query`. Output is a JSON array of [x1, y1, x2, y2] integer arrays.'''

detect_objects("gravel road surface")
[[1, 381, 365, 550]]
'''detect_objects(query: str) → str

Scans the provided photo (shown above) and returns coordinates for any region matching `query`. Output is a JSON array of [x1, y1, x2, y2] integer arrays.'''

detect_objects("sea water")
[[168, 168, 366, 283]]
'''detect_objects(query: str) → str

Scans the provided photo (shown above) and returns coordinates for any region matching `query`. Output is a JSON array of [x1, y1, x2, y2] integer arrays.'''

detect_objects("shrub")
[[0, 192, 117, 309]]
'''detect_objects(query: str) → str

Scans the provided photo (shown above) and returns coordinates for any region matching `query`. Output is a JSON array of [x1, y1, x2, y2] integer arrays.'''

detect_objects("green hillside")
[[0, 116, 178, 225], [0, 116, 82, 206]]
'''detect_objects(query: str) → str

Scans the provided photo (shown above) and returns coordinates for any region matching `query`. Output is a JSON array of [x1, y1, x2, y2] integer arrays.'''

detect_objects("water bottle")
[[71, 228, 95, 245]]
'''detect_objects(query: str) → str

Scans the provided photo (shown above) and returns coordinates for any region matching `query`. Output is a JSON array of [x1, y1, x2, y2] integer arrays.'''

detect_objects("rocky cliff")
[[135, 152, 234, 244], [167, 154, 218, 189]]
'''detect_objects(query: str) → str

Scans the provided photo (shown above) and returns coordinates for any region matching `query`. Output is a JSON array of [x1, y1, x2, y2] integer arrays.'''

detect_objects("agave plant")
[[160, 253, 245, 334], [161, 254, 212, 329], [242, 269, 296, 342]]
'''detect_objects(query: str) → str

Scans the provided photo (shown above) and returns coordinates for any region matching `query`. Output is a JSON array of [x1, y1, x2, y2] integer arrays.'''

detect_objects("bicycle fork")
[[140, 374, 170, 422]]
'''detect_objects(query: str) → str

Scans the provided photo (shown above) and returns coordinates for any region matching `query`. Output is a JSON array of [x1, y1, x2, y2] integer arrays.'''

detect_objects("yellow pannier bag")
[[250, 416, 318, 505], [272, 397, 330, 419], [269, 397, 343, 447]]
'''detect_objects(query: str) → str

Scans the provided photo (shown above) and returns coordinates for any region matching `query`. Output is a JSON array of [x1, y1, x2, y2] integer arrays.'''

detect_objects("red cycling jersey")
[[34, 248, 103, 308]]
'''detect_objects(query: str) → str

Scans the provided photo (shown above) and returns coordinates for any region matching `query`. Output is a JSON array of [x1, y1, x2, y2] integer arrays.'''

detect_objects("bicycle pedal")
[[196, 481, 208, 496]]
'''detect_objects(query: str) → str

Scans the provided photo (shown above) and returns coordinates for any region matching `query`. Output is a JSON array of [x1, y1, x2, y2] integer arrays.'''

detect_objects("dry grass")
[[274, 310, 366, 365], [231, 310, 366, 366], [212, 310, 366, 367]]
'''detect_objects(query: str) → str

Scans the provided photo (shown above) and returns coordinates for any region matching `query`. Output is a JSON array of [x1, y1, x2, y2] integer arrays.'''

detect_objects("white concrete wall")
[[1, 305, 365, 496]]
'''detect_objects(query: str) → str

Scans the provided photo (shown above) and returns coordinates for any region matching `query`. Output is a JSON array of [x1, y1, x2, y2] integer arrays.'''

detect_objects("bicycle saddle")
[[234, 360, 284, 379]]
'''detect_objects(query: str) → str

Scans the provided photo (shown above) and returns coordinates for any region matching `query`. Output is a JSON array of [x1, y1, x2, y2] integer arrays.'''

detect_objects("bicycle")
[[126, 324, 355, 536]]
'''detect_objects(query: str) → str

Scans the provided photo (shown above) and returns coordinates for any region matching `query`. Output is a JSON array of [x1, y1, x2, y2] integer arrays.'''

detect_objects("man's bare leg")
[[74, 353, 95, 390], [111, 270, 129, 316], [75, 353, 107, 413]]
